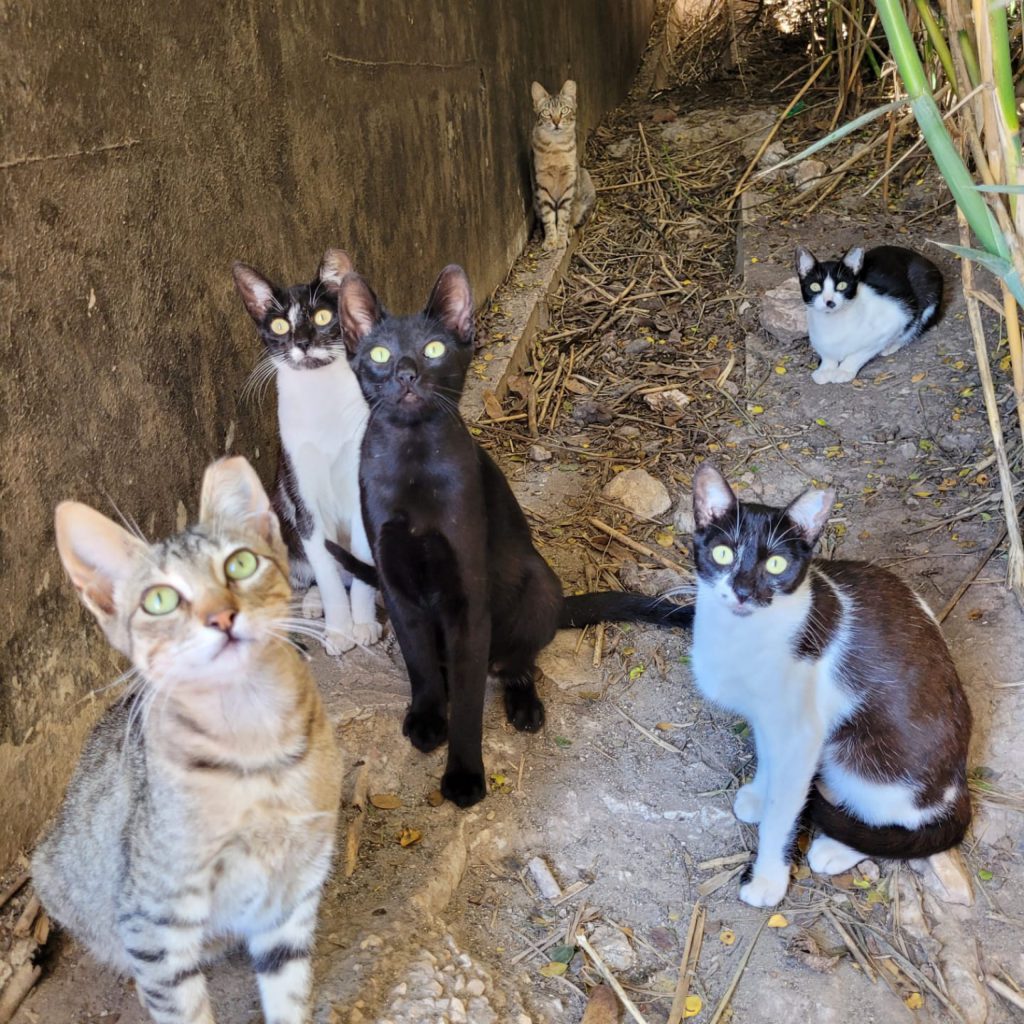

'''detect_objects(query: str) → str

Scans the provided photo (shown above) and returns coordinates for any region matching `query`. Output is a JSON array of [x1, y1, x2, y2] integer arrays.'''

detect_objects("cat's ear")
[[55, 501, 146, 653], [692, 463, 737, 528], [784, 488, 835, 544], [531, 81, 549, 109], [842, 247, 864, 274], [318, 249, 354, 292], [561, 79, 577, 100], [795, 247, 816, 277], [232, 262, 277, 322], [338, 272, 384, 353], [199, 456, 282, 551], [424, 265, 475, 345]]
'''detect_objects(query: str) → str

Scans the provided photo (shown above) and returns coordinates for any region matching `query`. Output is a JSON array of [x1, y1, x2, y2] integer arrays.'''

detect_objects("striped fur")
[[34, 457, 342, 1024], [531, 80, 596, 251]]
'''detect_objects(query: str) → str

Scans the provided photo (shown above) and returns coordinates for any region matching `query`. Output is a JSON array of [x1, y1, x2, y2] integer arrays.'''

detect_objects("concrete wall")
[[0, 1, 655, 868]]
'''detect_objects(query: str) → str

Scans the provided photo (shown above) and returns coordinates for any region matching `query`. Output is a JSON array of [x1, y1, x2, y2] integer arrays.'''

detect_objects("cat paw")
[[541, 238, 560, 252], [830, 368, 858, 383], [403, 706, 448, 753], [811, 366, 840, 384], [807, 835, 865, 875], [739, 869, 789, 908], [351, 620, 383, 647], [323, 630, 356, 656], [301, 586, 324, 619], [441, 766, 487, 808], [504, 690, 546, 732], [733, 783, 765, 824]]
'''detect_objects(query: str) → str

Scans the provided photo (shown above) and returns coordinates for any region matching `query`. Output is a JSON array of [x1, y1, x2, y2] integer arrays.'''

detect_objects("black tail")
[[559, 592, 694, 630], [324, 539, 379, 587], [807, 787, 970, 860]]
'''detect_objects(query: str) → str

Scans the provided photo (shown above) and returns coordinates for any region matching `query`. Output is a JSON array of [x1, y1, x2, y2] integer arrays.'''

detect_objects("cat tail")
[[559, 592, 694, 629], [324, 539, 379, 587], [807, 786, 970, 860]]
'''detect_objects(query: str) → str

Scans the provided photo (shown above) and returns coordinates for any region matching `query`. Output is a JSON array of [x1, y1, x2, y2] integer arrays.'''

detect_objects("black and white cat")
[[232, 250, 381, 654], [689, 464, 971, 908], [795, 245, 943, 384]]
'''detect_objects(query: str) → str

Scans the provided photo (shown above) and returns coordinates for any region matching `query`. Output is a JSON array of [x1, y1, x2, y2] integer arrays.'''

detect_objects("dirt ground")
[[6, 29, 1024, 1024]]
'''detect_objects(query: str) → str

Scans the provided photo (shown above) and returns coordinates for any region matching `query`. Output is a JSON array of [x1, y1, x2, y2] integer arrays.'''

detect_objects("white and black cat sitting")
[[232, 250, 381, 655], [328, 264, 692, 807], [688, 464, 972, 907], [795, 244, 943, 384]]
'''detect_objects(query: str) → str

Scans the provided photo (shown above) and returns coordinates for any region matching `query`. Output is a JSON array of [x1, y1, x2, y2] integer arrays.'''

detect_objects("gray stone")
[[528, 444, 553, 462], [794, 157, 828, 190], [602, 468, 672, 518], [759, 276, 807, 343], [588, 923, 635, 972]]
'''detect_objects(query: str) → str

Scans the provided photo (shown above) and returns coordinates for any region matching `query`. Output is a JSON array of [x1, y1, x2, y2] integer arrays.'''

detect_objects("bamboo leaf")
[[913, 0, 958, 95], [974, 185, 1024, 194], [935, 242, 1024, 307]]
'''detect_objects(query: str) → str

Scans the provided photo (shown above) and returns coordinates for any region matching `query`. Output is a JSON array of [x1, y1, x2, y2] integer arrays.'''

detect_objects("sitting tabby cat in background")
[[232, 250, 381, 654], [333, 264, 691, 807], [531, 79, 596, 250], [689, 463, 971, 908], [795, 244, 943, 384], [33, 457, 342, 1024]]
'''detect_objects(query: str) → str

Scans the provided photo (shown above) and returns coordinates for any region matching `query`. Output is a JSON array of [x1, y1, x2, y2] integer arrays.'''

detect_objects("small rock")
[[449, 998, 468, 1023], [468, 998, 496, 1024], [652, 107, 677, 123], [617, 425, 641, 438], [673, 502, 695, 536], [757, 139, 789, 170], [571, 401, 614, 426], [793, 157, 828, 190], [607, 137, 634, 159], [602, 468, 671, 519], [915, 849, 975, 906], [588, 923, 635, 972], [624, 337, 652, 355], [528, 444, 552, 462], [643, 388, 691, 414], [465, 978, 486, 997], [758, 276, 807, 343]]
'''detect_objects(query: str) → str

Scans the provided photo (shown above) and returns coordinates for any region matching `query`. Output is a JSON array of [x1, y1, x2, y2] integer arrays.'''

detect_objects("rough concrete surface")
[[0, 0, 655, 869]]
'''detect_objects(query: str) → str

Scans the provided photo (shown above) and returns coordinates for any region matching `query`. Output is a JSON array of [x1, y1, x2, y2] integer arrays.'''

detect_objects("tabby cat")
[[232, 249, 380, 654], [689, 464, 971, 907], [531, 80, 596, 250], [33, 457, 342, 1024]]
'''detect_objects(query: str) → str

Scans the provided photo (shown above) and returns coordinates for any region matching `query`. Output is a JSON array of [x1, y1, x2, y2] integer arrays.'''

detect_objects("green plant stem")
[[957, 30, 981, 86], [913, 0, 959, 93]]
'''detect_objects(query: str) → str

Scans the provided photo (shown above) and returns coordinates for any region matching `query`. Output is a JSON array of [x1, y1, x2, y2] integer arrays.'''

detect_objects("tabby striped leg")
[[248, 892, 322, 1024], [536, 188, 560, 250]]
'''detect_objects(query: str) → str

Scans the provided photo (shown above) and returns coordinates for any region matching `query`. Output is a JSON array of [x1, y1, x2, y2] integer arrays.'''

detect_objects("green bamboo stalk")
[[875, 0, 1008, 258], [914, 0, 959, 94], [987, 0, 1021, 162], [957, 29, 981, 87]]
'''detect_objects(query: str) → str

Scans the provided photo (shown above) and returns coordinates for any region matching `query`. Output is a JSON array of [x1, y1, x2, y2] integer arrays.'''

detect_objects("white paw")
[[301, 586, 324, 620], [880, 344, 901, 356], [807, 835, 865, 875], [733, 783, 765, 824], [739, 869, 789, 908], [351, 620, 383, 647], [812, 366, 838, 384], [323, 630, 356, 656], [831, 367, 858, 383]]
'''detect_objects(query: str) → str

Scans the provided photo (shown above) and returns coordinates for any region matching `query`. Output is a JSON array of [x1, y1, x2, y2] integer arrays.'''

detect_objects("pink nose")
[[206, 609, 237, 633]]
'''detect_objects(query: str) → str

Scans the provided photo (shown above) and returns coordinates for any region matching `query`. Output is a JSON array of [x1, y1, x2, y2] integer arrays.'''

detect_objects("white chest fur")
[[807, 284, 910, 360]]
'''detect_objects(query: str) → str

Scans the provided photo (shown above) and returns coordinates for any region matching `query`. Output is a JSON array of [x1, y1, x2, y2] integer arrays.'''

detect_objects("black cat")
[[334, 264, 691, 807]]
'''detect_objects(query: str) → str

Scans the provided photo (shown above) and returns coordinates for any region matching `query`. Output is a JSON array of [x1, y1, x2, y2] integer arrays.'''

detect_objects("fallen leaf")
[[554, 735, 572, 748], [426, 789, 445, 806], [918, 438, 934, 451], [369, 793, 402, 810], [482, 391, 503, 420], [852, 878, 871, 889], [767, 913, 788, 928], [564, 378, 591, 396], [978, 868, 993, 881], [774, 365, 787, 375], [549, 943, 576, 963], [398, 828, 422, 847], [905, 992, 924, 1010], [628, 665, 645, 681], [911, 371, 926, 383], [749, 404, 765, 414], [967, 608, 984, 621], [683, 994, 702, 1018], [539, 961, 568, 977], [815, 417, 827, 426], [719, 928, 736, 945], [655, 531, 674, 548]]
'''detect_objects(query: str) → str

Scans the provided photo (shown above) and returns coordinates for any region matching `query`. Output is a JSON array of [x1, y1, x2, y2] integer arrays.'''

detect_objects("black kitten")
[[336, 265, 691, 807]]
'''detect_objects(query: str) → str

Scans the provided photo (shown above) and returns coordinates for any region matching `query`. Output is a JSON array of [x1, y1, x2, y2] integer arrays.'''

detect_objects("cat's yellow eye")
[[270, 317, 290, 336], [809, 282, 822, 293], [225, 548, 259, 581], [424, 340, 446, 358], [712, 545, 734, 566], [369, 346, 391, 364], [765, 555, 789, 575], [313, 308, 332, 326], [141, 585, 181, 616], [836, 282, 848, 292]]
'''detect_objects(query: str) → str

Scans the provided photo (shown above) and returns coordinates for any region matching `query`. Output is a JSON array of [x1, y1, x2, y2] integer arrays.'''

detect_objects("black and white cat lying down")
[[689, 464, 972, 906]]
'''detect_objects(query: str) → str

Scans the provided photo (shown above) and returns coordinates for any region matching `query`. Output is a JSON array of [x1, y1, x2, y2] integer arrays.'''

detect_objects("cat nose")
[[825, 299, 836, 309], [396, 359, 417, 385], [206, 608, 237, 633]]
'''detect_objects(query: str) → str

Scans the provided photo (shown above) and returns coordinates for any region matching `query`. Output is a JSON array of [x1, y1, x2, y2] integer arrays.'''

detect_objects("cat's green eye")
[[270, 317, 290, 336], [809, 282, 822, 293], [836, 282, 848, 292], [313, 308, 332, 326], [141, 585, 181, 616], [424, 340, 445, 358], [369, 346, 391, 364], [225, 548, 259, 581], [765, 555, 789, 575], [712, 545, 734, 566]]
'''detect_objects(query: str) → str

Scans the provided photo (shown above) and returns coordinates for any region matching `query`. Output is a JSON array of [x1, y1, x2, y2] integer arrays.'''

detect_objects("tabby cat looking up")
[[531, 79, 596, 250], [33, 457, 342, 1024], [689, 464, 971, 908], [232, 249, 380, 655]]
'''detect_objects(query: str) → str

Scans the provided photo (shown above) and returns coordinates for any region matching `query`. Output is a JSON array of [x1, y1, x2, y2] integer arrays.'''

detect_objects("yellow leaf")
[[719, 929, 736, 945], [999, 354, 1012, 371], [912, 490, 933, 498], [656, 722, 674, 731], [911, 372, 926, 383], [370, 793, 402, 809], [655, 531, 674, 548], [905, 992, 924, 1010], [684, 994, 703, 1018], [767, 913, 788, 928], [398, 828, 422, 847], [427, 789, 445, 806], [749, 405, 764, 415], [774, 366, 787, 375], [539, 961, 568, 977], [490, 773, 507, 787]]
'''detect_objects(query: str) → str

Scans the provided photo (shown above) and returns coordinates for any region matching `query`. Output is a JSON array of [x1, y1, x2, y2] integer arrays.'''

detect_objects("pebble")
[[465, 978, 486, 997], [528, 444, 552, 462], [602, 467, 671, 519], [758, 276, 807, 343]]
